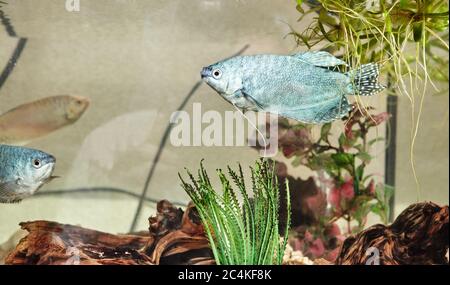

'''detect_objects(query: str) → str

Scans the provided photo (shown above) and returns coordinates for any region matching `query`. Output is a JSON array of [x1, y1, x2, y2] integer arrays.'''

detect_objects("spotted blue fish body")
[[201, 51, 384, 124], [0, 144, 56, 203]]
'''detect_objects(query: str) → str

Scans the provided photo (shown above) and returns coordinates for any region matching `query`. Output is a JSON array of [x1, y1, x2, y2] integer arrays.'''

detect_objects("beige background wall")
[[0, 0, 448, 242]]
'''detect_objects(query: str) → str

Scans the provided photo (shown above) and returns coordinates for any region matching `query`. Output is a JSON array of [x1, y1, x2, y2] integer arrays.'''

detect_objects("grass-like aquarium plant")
[[179, 159, 291, 265], [290, 0, 449, 197]]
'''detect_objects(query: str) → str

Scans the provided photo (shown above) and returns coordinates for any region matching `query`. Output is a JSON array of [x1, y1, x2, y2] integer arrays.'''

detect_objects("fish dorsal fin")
[[292, 51, 348, 67]]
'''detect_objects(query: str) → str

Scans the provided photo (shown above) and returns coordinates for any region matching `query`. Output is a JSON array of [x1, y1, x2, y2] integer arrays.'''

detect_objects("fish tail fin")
[[347, 63, 385, 96]]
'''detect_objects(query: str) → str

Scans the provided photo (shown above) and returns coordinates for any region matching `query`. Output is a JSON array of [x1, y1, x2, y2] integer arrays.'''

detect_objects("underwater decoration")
[[4, 200, 447, 265], [179, 159, 291, 265], [250, 106, 394, 261], [335, 202, 449, 265], [4, 201, 214, 265], [201, 51, 384, 124]]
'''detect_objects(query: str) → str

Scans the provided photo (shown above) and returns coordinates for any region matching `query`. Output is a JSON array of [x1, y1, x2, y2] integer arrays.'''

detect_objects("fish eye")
[[32, 159, 42, 168], [212, 69, 222, 79]]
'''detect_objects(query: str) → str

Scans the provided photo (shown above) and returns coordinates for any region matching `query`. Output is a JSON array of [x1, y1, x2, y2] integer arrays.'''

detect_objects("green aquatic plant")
[[290, 0, 449, 195], [291, 0, 449, 89], [277, 106, 392, 230], [265, 106, 392, 261], [179, 159, 291, 265]]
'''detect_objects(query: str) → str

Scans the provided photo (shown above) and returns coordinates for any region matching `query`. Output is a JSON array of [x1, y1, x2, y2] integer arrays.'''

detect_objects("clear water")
[[0, 0, 448, 247]]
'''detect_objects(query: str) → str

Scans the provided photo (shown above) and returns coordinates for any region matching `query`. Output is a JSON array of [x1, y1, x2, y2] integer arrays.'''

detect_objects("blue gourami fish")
[[201, 51, 385, 124], [0, 144, 56, 203]]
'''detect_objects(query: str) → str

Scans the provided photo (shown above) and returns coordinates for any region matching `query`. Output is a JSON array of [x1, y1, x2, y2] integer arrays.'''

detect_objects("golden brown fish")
[[0, 95, 90, 145]]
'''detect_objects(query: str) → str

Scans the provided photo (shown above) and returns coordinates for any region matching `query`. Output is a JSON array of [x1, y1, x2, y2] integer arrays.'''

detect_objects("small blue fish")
[[0, 144, 56, 203], [201, 51, 384, 124]]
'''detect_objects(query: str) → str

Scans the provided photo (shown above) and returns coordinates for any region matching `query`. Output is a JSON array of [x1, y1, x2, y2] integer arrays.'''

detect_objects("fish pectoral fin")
[[0, 182, 22, 204], [292, 51, 348, 68], [0, 197, 23, 204], [241, 89, 264, 110], [0, 182, 16, 194]]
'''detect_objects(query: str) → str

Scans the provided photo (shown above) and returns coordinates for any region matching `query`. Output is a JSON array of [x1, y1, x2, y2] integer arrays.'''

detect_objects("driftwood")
[[335, 202, 449, 265], [5, 200, 214, 265], [4, 200, 448, 265], [144, 201, 214, 265], [5, 221, 152, 265]]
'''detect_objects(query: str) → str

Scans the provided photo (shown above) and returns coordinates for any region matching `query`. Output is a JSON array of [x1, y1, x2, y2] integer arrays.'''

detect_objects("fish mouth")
[[37, 162, 56, 183], [74, 95, 91, 110], [66, 96, 90, 121], [46, 154, 56, 164], [201, 67, 212, 79]]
